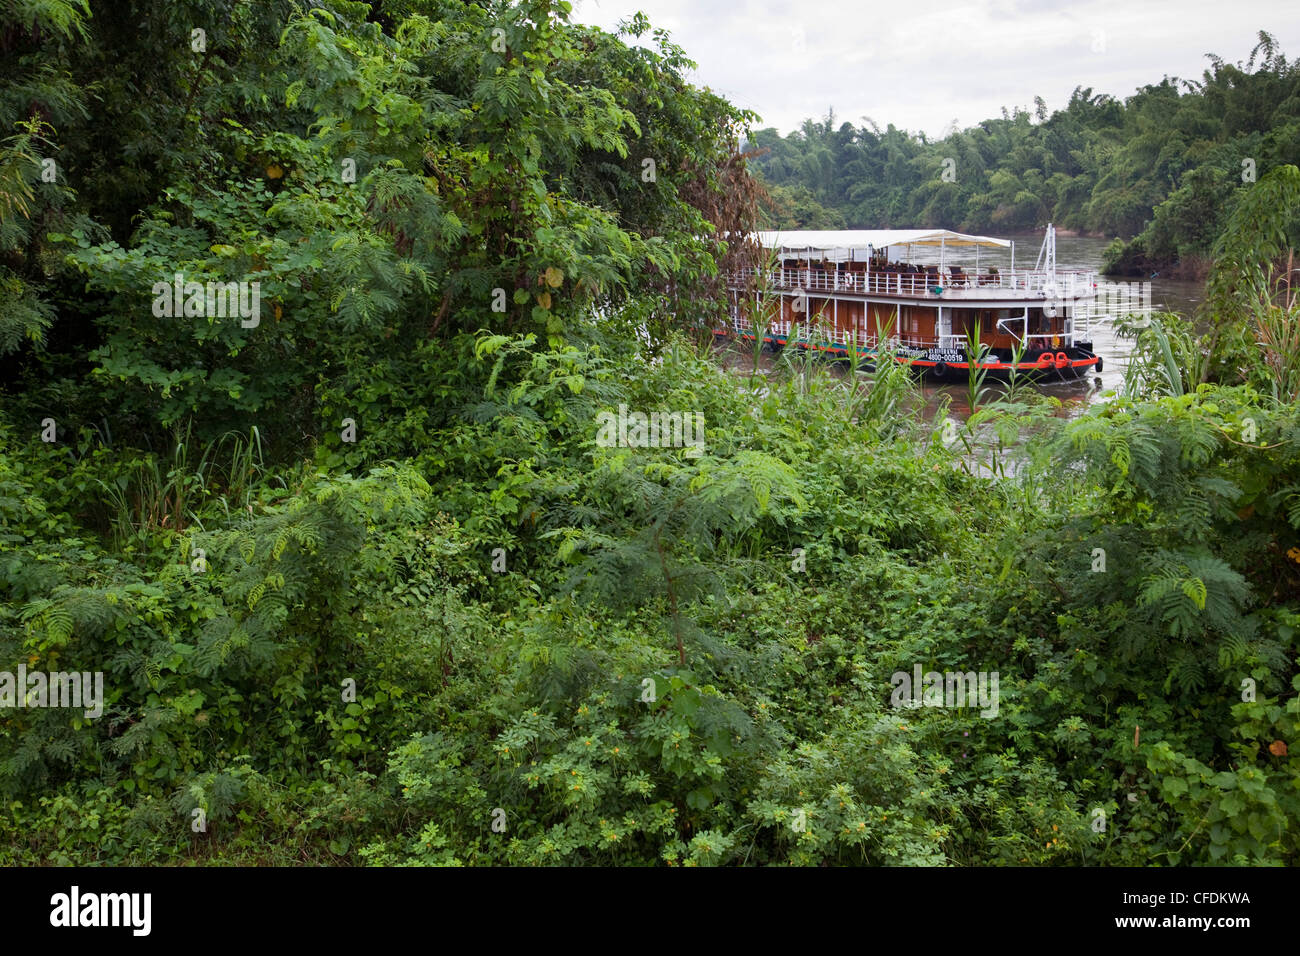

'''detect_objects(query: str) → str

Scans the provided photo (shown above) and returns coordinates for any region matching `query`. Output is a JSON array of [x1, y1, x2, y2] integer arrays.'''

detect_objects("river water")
[[718, 233, 1207, 422]]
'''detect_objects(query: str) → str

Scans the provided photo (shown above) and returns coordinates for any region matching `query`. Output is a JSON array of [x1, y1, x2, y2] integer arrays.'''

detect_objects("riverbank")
[[1102, 240, 1215, 282]]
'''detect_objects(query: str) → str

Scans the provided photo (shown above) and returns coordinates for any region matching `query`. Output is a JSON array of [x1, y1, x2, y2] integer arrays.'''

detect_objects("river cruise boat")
[[719, 225, 1103, 380]]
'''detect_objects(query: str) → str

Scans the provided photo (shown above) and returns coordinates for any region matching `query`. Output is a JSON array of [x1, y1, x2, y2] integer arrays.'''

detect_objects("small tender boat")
[[718, 225, 1104, 380]]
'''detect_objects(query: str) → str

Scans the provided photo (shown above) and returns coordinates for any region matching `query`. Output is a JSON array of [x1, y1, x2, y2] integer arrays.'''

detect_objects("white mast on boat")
[[1036, 223, 1059, 316], [1034, 223, 1057, 276]]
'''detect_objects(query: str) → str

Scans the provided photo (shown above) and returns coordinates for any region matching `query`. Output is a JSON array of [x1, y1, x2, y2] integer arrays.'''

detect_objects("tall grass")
[[1116, 312, 1202, 399], [1000, 335, 1034, 405], [745, 246, 785, 388], [1253, 262, 1300, 403], [95, 424, 270, 542], [964, 323, 992, 413], [843, 306, 920, 435]]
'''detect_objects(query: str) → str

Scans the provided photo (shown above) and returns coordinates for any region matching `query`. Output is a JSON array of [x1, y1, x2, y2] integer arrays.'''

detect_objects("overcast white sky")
[[571, 0, 1300, 139]]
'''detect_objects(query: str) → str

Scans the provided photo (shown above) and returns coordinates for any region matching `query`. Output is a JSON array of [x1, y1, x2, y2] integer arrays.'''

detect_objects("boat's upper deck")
[[726, 265, 1098, 302], [729, 227, 1094, 303]]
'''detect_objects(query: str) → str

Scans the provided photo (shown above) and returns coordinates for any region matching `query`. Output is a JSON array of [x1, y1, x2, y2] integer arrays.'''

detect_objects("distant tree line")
[[747, 31, 1300, 276]]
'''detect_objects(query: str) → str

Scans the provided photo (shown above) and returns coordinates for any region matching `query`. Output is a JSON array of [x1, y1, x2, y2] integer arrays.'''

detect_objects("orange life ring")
[[1055, 351, 1070, 369], [1036, 352, 1054, 369]]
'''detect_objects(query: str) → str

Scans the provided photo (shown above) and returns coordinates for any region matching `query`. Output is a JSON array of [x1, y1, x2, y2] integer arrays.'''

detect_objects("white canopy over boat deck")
[[755, 229, 1012, 262], [754, 228, 1017, 276]]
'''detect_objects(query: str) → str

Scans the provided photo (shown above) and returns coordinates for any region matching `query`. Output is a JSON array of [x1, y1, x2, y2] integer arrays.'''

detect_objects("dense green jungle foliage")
[[749, 30, 1300, 277], [1, 1, 1297, 866]]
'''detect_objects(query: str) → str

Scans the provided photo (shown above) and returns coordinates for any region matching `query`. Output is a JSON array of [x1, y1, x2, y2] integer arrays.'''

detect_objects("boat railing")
[[727, 312, 893, 350], [728, 268, 1097, 298]]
